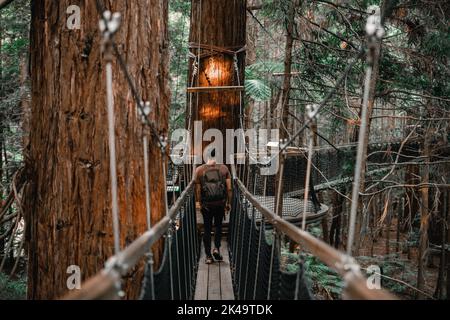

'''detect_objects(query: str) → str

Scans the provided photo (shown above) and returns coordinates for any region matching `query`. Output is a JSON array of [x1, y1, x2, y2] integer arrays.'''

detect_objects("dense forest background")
[[1, 0, 449, 299]]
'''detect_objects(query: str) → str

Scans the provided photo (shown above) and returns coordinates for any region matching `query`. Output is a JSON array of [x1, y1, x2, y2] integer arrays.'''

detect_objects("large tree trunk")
[[187, 0, 246, 164], [245, 0, 259, 130], [274, 0, 296, 217], [25, 1, 169, 300], [279, 0, 296, 140]]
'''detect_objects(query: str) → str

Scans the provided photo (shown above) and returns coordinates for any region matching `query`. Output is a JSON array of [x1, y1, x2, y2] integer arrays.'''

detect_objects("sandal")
[[212, 249, 223, 262], [205, 256, 214, 264]]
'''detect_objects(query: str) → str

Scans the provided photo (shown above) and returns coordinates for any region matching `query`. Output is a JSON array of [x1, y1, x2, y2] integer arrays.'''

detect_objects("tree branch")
[[0, 0, 14, 10], [247, 4, 263, 11]]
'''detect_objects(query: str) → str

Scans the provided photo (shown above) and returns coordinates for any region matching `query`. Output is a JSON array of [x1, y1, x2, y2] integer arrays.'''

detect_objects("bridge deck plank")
[[208, 261, 221, 299], [219, 240, 234, 300], [194, 247, 208, 300], [194, 239, 234, 300]]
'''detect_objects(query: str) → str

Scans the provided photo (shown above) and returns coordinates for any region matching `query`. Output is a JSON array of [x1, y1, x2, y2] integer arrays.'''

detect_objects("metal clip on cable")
[[138, 101, 152, 125], [103, 256, 126, 299]]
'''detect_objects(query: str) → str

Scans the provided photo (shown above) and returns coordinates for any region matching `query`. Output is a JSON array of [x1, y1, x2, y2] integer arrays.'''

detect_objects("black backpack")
[[200, 167, 227, 204]]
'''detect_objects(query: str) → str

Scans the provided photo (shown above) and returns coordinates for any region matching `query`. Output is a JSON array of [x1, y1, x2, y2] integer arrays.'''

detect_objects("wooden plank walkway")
[[194, 239, 234, 300]]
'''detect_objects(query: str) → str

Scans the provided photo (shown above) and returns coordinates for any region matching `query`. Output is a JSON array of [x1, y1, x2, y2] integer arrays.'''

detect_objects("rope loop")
[[188, 42, 246, 57], [233, 53, 240, 75]]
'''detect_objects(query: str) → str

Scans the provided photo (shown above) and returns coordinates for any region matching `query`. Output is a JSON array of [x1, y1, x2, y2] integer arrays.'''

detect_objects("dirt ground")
[[354, 217, 440, 300]]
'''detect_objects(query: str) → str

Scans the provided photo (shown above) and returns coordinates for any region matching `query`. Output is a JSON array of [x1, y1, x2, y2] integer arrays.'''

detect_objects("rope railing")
[[230, 162, 396, 300], [63, 180, 198, 300]]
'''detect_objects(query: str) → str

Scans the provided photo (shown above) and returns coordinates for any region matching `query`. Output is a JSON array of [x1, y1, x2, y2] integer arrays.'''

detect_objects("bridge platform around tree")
[[194, 240, 234, 300]]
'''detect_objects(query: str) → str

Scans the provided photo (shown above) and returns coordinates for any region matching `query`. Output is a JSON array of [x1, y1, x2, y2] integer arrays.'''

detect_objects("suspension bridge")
[[64, 141, 408, 300], [52, 6, 410, 301]]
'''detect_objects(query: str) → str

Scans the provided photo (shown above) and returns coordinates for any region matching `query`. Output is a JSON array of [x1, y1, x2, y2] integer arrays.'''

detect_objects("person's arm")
[[195, 183, 202, 211], [194, 168, 202, 211], [225, 178, 232, 210]]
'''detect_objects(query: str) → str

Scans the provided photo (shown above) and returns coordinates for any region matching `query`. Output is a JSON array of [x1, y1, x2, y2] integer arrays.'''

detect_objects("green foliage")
[[0, 0, 30, 179], [0, 0, 30, 88], [280, 243, 344, 298], [245, 79, 272, 102], [280, 246, 301, 273], [265, 230, 274, 245], [422, 30, 450, 59], [245, 61, 283, 102], [358, 254, 417, 296], [340, 149, 356, 178], [246, 61, 284, 75], [309, 226, 322, 238], [304, 255, 345, 297], [168, 0, 191, 131], [0, 273, 27, 300]]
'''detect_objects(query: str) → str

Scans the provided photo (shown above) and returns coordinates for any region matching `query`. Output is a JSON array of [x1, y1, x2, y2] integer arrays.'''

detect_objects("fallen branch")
[[360, 267, 436, 300]]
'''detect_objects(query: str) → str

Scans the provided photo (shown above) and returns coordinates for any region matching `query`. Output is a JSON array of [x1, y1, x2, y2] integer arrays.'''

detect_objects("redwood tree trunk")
[[279, 0, 296, 140], [187, 0, 246, 164], [25, 1, 169, 299], [245, 0, 259, 130]]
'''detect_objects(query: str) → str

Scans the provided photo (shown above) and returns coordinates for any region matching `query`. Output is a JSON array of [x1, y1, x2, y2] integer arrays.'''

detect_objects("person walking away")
[[195, 150, 232, 264]]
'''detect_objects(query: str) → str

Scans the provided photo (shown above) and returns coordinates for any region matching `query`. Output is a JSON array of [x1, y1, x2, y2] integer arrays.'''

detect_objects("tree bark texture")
[[279, 0, 296, 140], [187, 0, 246, 163], [25, 0, 170, 299]]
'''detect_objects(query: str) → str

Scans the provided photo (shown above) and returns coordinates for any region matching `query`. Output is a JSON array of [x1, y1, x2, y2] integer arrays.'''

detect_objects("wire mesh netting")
[[228, 184, 313, 300], [244, 153, 328, 228], [140, 190, 200, 300]]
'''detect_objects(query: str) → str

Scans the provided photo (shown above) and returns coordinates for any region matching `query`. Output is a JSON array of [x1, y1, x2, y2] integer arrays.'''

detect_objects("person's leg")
[[213, 205, 225, 251], [202, 207, 213, 258]]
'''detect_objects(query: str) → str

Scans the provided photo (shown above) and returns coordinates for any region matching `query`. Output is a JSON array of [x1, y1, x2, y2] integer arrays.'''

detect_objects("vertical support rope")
[[253, 174, 267, 299], [181, 206, 188, 299], [237, 193, 246, 299], [243, 201, 254, 299], [294, 265, 301, 300], [143, 136, 152, 230], [302, 106, 316, 231], [267, 229, 276, 300], [347, 63, 372, 256], [185, 187, 193, 297], [142, 135, 156, 300], [232, 184, 242, 290], [174, 221, 182, 299], [253, 209, 264, 300], [347, 6, 384, 255], [275, 153, 285, 218], [168, 233, 174, 300], [103, 20, 121, 256], [274, 152, 285, 262], [231, 180, 240, 274], [99, 10, 125, 298], [156, 132, 175, 300]]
